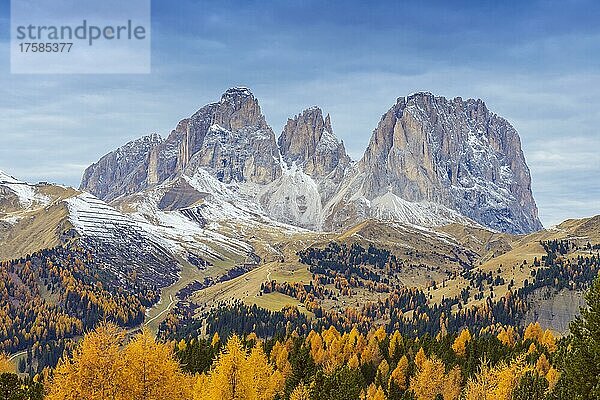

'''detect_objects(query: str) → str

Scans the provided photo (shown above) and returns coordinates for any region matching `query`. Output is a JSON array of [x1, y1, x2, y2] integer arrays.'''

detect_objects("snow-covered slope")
[[371, 192, 473, 227], [259, 163, 323, 230], [0, 170, 50, 210]]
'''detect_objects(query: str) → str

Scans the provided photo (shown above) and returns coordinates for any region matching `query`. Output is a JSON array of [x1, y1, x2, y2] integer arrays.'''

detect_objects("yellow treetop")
[[452, 328, 472, 357], [0, 352, 12, 373], [389, 355, 409, 391], [289, 383, 311, 400], [524, 322, 543, 342]]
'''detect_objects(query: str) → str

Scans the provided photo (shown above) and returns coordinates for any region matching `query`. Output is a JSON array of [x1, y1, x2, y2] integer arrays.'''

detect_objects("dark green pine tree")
[[557, 273, 600, 399], [0, 373, 21, 400], [513, 371, 549, 400], [0, 373, 44, 400]]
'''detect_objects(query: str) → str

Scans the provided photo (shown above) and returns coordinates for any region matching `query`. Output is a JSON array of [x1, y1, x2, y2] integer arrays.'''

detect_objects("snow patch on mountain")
[[65, 192, 147, 239], [0, 170, 50, 208], [259, 163, 323, 230], [371, 191, 473, 227]]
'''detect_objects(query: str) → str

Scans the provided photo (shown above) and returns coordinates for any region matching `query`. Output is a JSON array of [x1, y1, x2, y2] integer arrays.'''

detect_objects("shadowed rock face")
[[326, 92, 542, 234], [81, 89, 542, 234]]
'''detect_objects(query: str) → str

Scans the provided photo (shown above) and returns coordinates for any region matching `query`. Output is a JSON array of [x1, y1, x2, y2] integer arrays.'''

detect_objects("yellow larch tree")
[[463, 355, 531, 400], [289, 383, 311, 400], [122, 329, 192, 400], [535, 353, 550, 376], [211, 332, 220, 347], [497, 326, 517, 347], [452, 328, 471, 357], [378, 359, 390, 380], [348, 354, 360, 369], [47, 322, 126, 400], [388, 330, 403, 360], [541, 329, 557, 352], [270, 341, 292, 379], [193, 374, 210, 400], [524, 322, 543, 342], [546, 367, 560, 391], [0, 352, 12, 373], [389, 355, 409, 391], [205, 334, 253, 400], [363, 384, 387, 400], [442, 365, 462, 400], [247, 343, 281, 400], [414, 347, 427, 370], [410, 354, 446, 400]]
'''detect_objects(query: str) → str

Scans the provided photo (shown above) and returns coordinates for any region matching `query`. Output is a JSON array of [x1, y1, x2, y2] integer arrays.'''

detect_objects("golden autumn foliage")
[[388, 331, 403, 360], [47, 323, 191, 400], [389, 355, 409, 391], [198, 335, 283, 400], [546, 367, 560, 391], [362, 384, 386, 400], [122, 330, 192, 400], [47, 322, 126, 400], [524, 323, 557, 352], [524, 322, 543, 342], [414, 347, 426, 370], [535, 353, 551, 375], [211, 332, 220, 347], [289, 383, 311, 400], [541, 329, 557, 352], [496, 326, 518, 347], [0, 352, 12, 373], [409, 352, 461, 400], [377, 359, 390, 379], [305, 326, 383, 372], [463, 355, 531, 400], [452, 328, 471, 357], [271, 341, 292, 378], [41, 320, 564, 400]]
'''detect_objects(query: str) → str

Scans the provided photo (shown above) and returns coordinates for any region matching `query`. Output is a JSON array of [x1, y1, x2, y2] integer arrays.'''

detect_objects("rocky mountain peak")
[[81, 87, 281, 201], [352, 92, 542, 234], [278, 106, 350, 179], [220, 86, 254, 103], [213, 87, 267, 131]]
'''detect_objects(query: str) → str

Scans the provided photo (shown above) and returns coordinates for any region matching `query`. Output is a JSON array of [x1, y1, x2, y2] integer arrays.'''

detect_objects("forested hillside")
[[1, 272, 599, 400], [0, 245, 160, 373], [161, 240, 599, 341]]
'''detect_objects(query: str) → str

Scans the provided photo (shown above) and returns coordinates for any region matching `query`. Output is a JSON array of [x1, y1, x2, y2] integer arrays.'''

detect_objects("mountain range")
[[79, 87, 542, 235]]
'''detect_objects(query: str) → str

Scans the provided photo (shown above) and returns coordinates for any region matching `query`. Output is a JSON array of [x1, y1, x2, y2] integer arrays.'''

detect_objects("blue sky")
[[0, 0, 599, 226]]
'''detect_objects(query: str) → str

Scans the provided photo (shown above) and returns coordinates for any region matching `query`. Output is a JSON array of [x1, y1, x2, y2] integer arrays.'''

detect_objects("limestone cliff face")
[[257, 107, 352, 230], [80, 88, 281, 200], [522, 287, 586, 334], [279, 107, 350, 181], [181, 87, 281, 185], [80, 133, 162, 201], [278, 107, 351, 199], [325, 92, 542, 234]]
